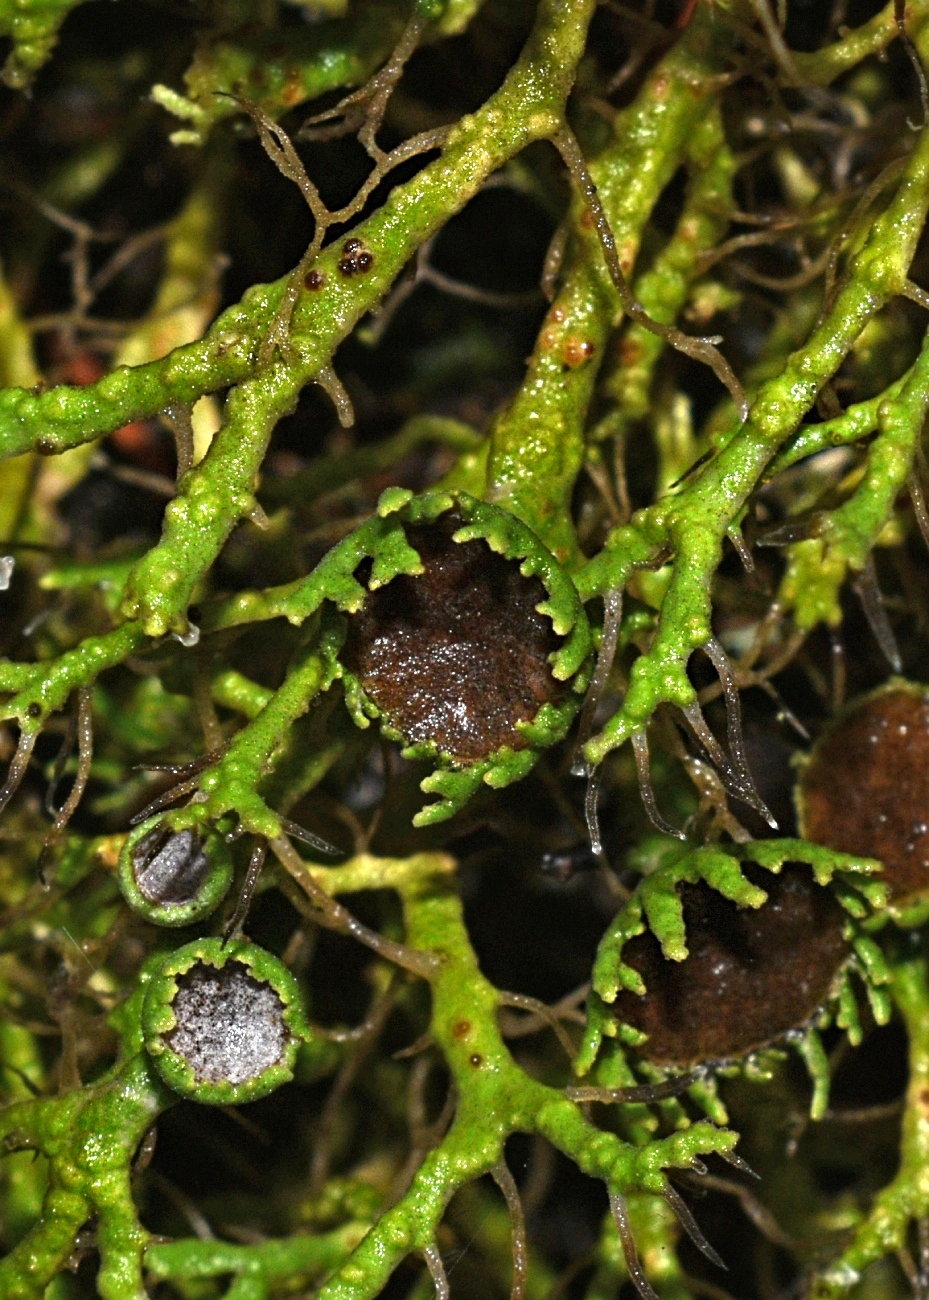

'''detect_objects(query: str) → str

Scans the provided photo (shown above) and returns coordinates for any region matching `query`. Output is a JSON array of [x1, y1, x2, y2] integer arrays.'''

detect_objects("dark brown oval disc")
[[613, 865, 849, 1067], [797, 682, 929, 905], [341, 517, 564, 763]]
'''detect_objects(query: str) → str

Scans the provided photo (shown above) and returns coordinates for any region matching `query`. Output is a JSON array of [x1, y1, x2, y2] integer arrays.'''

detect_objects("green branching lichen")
[[5, 0, 929, 1295]]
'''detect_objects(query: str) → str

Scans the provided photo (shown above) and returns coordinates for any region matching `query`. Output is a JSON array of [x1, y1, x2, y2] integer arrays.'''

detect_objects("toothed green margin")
[[141, 937, 311, 1105], [577, 840, 892, 1121], [812, 937, 929, 1297], [117, 822, 234, 927], [334, 489, 592, 826]]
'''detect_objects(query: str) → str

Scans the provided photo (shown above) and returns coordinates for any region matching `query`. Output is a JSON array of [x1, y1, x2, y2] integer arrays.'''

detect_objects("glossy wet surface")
[[342, 517, 564, 763]]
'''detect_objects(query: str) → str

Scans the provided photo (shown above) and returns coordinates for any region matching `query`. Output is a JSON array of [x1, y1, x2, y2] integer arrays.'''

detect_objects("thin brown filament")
[[852, 555, 902, 673], [678, 1169, 795, 1249], [662, 1181, 727, 1270], [236, 87, 447, 361], [726, 525, 755, 575], [609, 1192, 659, 1300], [822, 156, 908, 311], [541, 222, 569, 300], [498, 991, 577, 1062], [572, 587, 623, 776], [222, 840, 267, 944], [695, 222, 811, 276], [309, 983, 399, 1193], [316, 365, 355, 429], [584, 764, 604, 860], [163, 404, 196, 479], [39, 688, 94, 882], [136, 747, 228, 780], [271, 835, 439, 978], [0, 728, 38, 822], [129, 772, 205, 825], [422, 1244, 450, 1300], [733, 242, 835, 294], [491, 1161, 528, 1300], [390, 1075, 457, 1205], [896, 0, 929, 130], [631, 729, 686, 841], [44, 709, 79, 817], [553, 129, 748, 422], [566, 1070, 702, 1105], [910, 469, 929, 554], [718, 1148, 760, 1180], [278, 816, 341, 858], [904, 280, 929, 312], [702, 638, 777, 828], [746, 0, 803, 86], [298, 10, 427, 157]]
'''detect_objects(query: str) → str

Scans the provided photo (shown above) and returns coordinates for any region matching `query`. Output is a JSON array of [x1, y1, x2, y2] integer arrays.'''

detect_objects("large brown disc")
[[614, 865, 849, 1067], [798, 682, 929, 906], [342, 517, 564, 764]]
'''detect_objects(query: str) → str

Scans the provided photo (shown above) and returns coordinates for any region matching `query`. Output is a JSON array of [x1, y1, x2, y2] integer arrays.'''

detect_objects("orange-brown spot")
[[619, 337, 643, 367], [579, 207, 595, 231], [652, 72, 670, 101], [452, 1020, 471, 1040], [562, 337, 596, 369], [282, 70, 303, 106]]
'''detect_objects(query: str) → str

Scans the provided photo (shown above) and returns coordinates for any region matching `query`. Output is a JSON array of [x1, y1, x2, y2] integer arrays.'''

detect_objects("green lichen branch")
[[0, 0, 597, 641], [578, 5, 929, 768], [291, 851, 739, 1298], [0, 1051, 170, 1300], [813, 942, 929, 1297], [483, 2, 739, 566]]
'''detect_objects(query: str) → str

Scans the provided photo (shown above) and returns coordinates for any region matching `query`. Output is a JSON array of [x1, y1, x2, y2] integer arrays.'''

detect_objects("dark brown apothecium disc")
[[614, 866, 849, 1067], [341, 517, 565, 763], [798, 683, 929, 906]]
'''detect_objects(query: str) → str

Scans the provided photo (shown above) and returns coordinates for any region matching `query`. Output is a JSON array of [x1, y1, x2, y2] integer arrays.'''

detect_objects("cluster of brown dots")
[[337, 237, 374, 277]]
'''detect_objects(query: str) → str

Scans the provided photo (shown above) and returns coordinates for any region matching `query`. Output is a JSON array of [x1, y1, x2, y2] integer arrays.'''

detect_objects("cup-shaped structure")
[[338, 491, 591, 824], [142, 938, 309, 1104], [612, 866, 849, 1068], [118, 820, 234, 926]]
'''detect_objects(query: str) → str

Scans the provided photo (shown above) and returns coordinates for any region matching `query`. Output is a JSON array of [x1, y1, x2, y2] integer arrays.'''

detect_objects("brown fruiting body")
[[341, 516, 564, 763], [614, 866, 849, 1067], [798, 682, 929, 906]]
